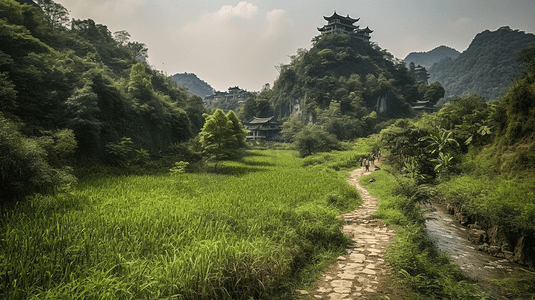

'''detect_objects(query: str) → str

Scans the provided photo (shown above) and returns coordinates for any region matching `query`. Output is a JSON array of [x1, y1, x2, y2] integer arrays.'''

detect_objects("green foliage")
[[169, 161, 189, 174], [294, 125, 341, 157], [105, 137, 135, 167], [379, 119, 431, 175], [429, 26, 535, 100], [238, 88, 274, 122], [0, 72, 17, 112], [0, 0, 202, 167], [0, 150, 360, 299], [128, 61, 153, 102], [0, 114, 77, 200], [361, 169, 483, 299], [419, 129, 460, 172], [490, 269, 535, 299], [422, 81, 445, 104], [516, 41, 535, 74], [496, 69, 535, 146], [226, 110, 247, 149], [438, 173, 535, 234], [158, 139, 203, 171], [199, 109, 246, 166], [280, 116, 304, 143], [35, 0, 70, 29], [267, 33, 427, 138]]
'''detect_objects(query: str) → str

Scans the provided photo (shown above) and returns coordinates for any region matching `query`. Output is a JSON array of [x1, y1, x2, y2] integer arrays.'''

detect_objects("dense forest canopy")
[[0, 0, 207, 155], [0, 0, 208, 198]]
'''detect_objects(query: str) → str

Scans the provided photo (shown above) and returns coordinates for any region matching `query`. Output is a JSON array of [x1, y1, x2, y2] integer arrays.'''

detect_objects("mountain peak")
[[170, 73, 214, 99], [403, 46, 461, 70]]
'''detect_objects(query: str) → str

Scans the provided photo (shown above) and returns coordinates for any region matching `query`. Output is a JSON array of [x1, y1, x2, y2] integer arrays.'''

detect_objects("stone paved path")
[[302, 165, 402, 299]]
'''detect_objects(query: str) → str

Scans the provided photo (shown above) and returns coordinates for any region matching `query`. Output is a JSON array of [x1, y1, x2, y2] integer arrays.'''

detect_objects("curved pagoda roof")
[[323, 11, 360, 24], [359, 26, 373, 33], [318, 23, 359, 32], [247, 116, 278, 124]]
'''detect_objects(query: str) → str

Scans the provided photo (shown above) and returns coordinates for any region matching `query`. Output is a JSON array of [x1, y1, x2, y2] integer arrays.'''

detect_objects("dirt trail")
[[300, 164, 403, 299]]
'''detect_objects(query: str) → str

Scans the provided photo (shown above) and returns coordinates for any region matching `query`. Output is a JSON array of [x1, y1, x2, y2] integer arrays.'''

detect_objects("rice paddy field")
[[0, 150, 363, 299]]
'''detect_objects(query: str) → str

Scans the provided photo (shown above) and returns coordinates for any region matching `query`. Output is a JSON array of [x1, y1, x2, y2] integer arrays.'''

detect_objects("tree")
[[199, 109, 245, 168], [239, 96, 257, 122], [65, 83, 102, 155], [294, 125, 341, 157], [281, 116, 304, 142], [1, 113, 77, 200], [226, 110, 247, 150], [128, 62, 153, 102], [0, 72, 17, 112], [423, 81, 445, 104], [113, 30, 131, 46], [35, 0, 70, 29], [127, 41, 149, 60]]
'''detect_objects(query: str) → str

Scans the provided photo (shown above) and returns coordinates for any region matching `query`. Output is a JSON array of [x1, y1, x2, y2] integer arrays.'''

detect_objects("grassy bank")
[[360, 167, 484, 299], [435, 147, 535, 298], [0, 150, 361, 299], [437, 146, 535, 235]]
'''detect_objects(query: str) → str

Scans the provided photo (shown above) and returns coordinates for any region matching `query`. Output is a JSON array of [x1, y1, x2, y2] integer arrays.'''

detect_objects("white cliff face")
[[375, 92, 388, 114]]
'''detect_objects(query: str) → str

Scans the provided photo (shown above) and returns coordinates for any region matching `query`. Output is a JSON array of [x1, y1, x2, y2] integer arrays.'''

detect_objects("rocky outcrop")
[[446, 203, 534, 268]]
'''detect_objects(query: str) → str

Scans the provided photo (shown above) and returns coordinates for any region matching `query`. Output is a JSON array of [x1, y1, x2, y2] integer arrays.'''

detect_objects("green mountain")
[[429, 26, 535, 100], [404, 45, 460, 70], [265, 33, 441, 139], [170, 72, 214, 99]]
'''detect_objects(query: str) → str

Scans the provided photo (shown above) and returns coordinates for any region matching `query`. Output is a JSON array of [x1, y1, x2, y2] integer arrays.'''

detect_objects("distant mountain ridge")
[[404, 45, 460, 70], [429, 26, 535, 100], [170, 73, 214, 98]]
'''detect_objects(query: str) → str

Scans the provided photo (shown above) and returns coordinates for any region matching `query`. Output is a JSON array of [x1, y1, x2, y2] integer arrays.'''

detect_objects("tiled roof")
[[248, 116, 274, 124]]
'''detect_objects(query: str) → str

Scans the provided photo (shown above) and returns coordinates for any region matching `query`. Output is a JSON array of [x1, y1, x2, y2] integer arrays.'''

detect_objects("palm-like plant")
[[419, 129, 459, 172]]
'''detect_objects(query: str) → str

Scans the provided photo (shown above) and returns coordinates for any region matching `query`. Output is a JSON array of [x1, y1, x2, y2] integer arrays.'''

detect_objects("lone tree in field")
[[199, 109, 246, 168]]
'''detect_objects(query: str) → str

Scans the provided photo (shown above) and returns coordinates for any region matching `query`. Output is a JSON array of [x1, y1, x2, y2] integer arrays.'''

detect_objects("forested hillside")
[[0, 0, 207, 198], [377, 41, 535, 273], [1, 0, 207, 155], [170, 72, 214, 99], [254, 33, 444, 141], [429, 26, 535, 100], [404, 45, 460, 70]]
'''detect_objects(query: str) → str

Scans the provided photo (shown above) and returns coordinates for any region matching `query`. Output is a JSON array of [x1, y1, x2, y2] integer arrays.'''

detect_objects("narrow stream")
[[425, 203, 521, 299]]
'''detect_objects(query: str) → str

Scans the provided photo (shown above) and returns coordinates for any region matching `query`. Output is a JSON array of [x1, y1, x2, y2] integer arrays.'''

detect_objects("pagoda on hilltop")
[[317, 11, 373, 43]]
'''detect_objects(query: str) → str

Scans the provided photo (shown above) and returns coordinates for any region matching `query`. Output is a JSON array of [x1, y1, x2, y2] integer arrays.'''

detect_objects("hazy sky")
[[55, 0, 535, 92]]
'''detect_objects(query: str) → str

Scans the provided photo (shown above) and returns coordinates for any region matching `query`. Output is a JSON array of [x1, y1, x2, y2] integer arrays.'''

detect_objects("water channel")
[[425, 203, 524, 299]]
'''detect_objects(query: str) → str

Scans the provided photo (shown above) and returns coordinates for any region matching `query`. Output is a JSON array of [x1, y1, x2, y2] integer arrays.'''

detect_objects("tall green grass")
[[0, 150, 361, 299]]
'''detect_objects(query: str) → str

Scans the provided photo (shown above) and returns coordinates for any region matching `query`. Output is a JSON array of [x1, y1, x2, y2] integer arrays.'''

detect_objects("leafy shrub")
[[105, 137, 135, 166], [169, 161, 189, 174], [294, 125, 341, 157], [0, 114, 77, 200]]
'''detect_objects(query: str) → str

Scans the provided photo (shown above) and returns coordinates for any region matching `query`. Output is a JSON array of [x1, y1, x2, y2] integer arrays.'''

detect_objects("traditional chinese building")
[[203, 86, 251, 106], [317, 12, 373, 43], [410, 100, 437, 113], [244, 116, 282, 141]]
